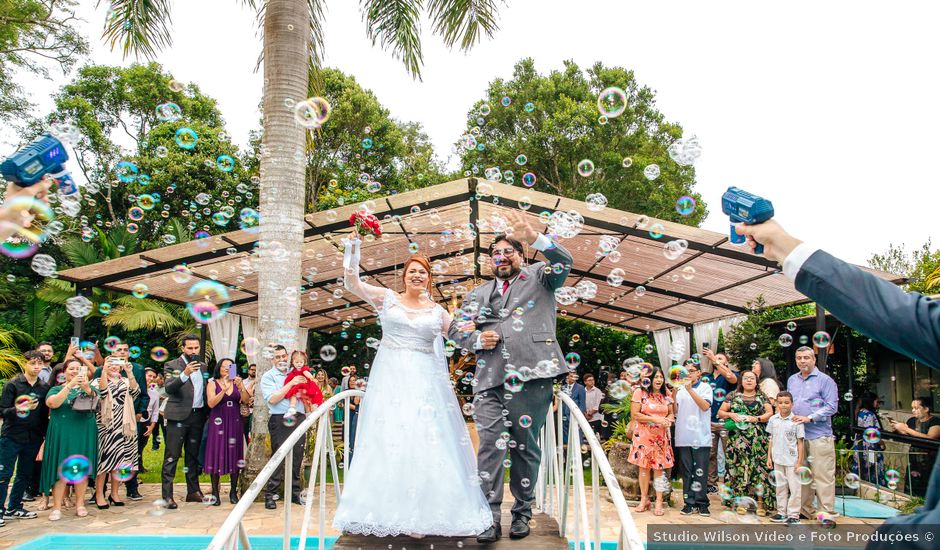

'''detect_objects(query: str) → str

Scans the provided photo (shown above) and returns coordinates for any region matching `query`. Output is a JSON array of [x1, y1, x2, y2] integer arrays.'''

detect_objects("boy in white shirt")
[[766, 391, 805, 525]]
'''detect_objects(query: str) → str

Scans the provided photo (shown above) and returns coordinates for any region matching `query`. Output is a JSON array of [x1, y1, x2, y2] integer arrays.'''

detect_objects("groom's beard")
[[495, 263, 520, 279]]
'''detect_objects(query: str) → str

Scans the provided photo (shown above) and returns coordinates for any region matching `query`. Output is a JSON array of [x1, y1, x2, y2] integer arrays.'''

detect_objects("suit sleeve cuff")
[[531, 233, 552, 252], [179, 372, 190, 383], [783, 243, 820, 281]]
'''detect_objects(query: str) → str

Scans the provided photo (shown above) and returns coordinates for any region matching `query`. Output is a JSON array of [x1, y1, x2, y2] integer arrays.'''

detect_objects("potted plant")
[[601, 397, 641, 503]]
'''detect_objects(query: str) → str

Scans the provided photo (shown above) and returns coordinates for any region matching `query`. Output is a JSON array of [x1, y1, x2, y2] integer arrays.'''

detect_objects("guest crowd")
[[0, 336, 342, 524], [1, 334, 937, 527]]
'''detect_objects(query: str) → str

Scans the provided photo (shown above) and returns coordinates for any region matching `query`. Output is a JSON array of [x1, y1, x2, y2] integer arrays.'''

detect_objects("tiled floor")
[[0, 483, 888, 549]]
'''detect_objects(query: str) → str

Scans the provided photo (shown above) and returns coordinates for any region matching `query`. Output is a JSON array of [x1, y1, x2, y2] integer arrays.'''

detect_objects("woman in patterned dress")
[[852, 391, 885, 484], [92, 357, 140, 508], [628, 367, 675, 516], [718, 370, 774, 514]]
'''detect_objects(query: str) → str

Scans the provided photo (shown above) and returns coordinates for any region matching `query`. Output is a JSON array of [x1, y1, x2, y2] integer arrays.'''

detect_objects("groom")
[[449, 210, 572, 543]]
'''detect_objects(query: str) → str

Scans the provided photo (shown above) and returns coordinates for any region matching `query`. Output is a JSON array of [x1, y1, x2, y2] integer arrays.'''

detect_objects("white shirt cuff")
[[473, 333, 483, 351], [782, 243, 820, 281], [531, 233, 552, 252], [180, 372, 190, 383]]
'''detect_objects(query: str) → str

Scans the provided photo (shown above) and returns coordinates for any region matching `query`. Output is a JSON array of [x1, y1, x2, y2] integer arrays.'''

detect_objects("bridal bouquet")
[[349, 210, 382, 238]]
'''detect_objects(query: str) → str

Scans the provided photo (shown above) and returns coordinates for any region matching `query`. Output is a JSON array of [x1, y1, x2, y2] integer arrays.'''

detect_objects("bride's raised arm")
[[342, 236, 386, 310]]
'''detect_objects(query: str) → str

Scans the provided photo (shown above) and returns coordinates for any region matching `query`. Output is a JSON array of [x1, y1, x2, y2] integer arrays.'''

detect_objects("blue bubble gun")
[[721, 186, 774, 255], [0, 134, 78, 195]]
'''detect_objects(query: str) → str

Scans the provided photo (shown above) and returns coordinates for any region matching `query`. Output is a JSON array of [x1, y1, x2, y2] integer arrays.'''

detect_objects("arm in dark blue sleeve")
[[796, 250, 940, 371], [0, 381, 16, 421]]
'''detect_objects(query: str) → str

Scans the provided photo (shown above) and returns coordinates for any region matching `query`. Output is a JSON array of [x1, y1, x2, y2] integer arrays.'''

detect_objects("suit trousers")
[[801, 436, 838, 517], [162, 409, 207, 499], [677, 446, 710, 508], [473, 377, 553, 523], [125, 422, 150, 495], [265, 415, 304, 500]]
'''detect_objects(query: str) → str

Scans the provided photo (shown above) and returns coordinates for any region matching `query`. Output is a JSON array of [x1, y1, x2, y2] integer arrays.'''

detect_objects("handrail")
[[539, 391, 644, 550], [208, 389, 364, 550]]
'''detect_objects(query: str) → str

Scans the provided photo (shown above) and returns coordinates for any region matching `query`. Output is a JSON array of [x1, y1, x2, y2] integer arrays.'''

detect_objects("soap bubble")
[[796, 466, 814, 485], [597, 87, 627, 118], [150, 346, 168, 362], [675, 195, 696, 216], [500, 96, 511, 107], [519, 415, 533, 428], [621, 157, 633, 168], [186, 280, 230, 324], [714, 388, 726, 402], [667, 136, 703, 166], [293, 97, 331, 129], [635, 286, 647, 297], [863, 427, 881, 444], [663, 239, 688, 260], [786, 321, 797, 331], [131, 283, 149, 298], [522, 172, 537, 188], [503, 371, 524, 393], [644, 344, 654, 354], [155, 102, 182, 122], [667, 365, 688, 387], [216, 155, 236, 172], [115, 463, 135, 482], [577, 159, 595, 177], [778, 334, 793, 347], [606, 268, 625, 287], [115, 160, 139, 183], [885, 469, 901, 484], [681, 266, 696, 281], [585, 193, 607, 212], [648, 224, 664, 239], [643, 164, 660, 180], [607, 380, 630, 400], [174, 127, 198, 150], [65, 295, 93, 317], [172, 264, 193, 284], [319, 345, 337, 362], [103, 336, 122, 352], [565, 352, 581, 368], [58, 455, 91, 484], [168, 79, 185, 92], [30, 254, 57, 277], [813, 331, 831, 348]]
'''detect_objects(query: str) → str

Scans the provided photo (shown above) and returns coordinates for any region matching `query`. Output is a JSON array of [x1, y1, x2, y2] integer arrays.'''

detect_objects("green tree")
[[457, 58, 707, 225], [33, 62, 250, 245], [868, 240, 940, 294], [0, 0, 88, 122], [556, 317, 650, 375], [724, 296, 814, 368], [245, 68, 446, 212]]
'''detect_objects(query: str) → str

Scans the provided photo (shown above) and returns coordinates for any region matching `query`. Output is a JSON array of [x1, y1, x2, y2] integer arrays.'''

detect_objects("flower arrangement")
[[349, 210, 382, 237]]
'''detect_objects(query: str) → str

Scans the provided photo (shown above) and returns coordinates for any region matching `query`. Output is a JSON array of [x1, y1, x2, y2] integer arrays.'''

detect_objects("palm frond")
[[98, 0, 175, 59], [43, 309, 71, 341], [37, 279, 77, 305], [58, 237, 101, 267], [160, 217, 193, 247], [427, 0, 501, 51], [926, 265, 940, 292], [0, 348, 25, 379], [361, 0, 424, 79], [103, 296, 186, 332]]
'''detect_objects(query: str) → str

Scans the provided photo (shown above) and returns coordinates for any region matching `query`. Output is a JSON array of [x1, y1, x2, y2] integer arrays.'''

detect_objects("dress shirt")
[[782, 242, 821, 281], [178, 356, 205, 408], [787, 367, 838, 440], [141, 385, 160, 423], [38, 365, 53, 384], [260, 367, 304, 416], [585, 386, 604, 421]]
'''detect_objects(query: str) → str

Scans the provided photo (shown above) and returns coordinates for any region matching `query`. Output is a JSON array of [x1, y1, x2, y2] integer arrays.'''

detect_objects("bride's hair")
[[402, 255, 433, 294]]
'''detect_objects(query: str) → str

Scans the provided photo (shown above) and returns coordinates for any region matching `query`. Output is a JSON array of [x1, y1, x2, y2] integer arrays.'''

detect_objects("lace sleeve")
[[342, 237, 386, 310], [439, 306, 453, 338]]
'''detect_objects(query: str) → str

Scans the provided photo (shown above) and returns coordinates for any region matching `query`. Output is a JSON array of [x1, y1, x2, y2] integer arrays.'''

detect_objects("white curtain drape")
[[693, 320, 722, 372], [241, 316, 258, 348], [296, 328, 310, 355], [669, 326, 691, 365], [652, 329, 673, 370], [208, 314, 241, 364]]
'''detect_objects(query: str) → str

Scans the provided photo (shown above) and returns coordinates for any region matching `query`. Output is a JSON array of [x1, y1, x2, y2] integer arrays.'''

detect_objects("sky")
[[6, 0, 940, 267]]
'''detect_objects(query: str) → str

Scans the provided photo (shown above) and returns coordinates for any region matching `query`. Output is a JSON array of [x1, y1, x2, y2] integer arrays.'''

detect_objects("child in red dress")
[[284, 350, 324, 418]]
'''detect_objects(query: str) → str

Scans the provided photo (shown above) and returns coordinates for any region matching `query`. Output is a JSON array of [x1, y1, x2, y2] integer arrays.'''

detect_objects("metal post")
[[200, 322, 209, 363], [815, 303, 828, 370], [72, 287, 85, 339], [283, 448, 292, 550], [468, 178, 481, 282], [846, 332, 854, 396]]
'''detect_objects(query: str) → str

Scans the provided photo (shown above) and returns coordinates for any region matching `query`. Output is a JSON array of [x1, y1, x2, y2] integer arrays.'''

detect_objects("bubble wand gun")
[[720, 186, 774, 255], [0, 134, 79, 196]]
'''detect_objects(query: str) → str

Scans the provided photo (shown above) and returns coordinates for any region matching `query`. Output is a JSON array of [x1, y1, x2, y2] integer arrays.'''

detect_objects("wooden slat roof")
[[57, 177, 902, 334]]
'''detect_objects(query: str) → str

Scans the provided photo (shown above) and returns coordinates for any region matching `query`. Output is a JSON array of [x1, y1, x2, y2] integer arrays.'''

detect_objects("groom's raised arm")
[[534, 235, 573, 291]]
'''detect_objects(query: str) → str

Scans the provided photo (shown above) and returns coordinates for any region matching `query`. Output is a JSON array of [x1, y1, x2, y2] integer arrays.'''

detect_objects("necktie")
[[502, 279, 510, 295]]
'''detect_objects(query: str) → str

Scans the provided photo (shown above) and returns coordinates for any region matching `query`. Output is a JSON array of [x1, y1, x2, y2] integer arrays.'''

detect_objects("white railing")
[[208, 389, 364, 550], [209, 388, 643, 550], [537, 391, 644, 550]]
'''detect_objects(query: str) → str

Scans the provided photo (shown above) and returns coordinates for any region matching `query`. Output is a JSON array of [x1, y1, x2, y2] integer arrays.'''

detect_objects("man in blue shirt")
[[260, 345, 308, 510], [703, 348, 738, 493]]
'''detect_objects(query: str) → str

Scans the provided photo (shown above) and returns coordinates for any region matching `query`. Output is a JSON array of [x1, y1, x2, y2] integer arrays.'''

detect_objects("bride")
[[332, 232, 492, 537]]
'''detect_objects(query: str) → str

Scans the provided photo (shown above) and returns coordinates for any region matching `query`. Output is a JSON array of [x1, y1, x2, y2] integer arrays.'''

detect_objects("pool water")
[[12, 534, 338, 550]]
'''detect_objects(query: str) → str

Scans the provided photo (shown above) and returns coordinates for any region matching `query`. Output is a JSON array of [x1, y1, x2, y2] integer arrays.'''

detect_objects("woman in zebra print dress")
[[92, 357, 140, 508]]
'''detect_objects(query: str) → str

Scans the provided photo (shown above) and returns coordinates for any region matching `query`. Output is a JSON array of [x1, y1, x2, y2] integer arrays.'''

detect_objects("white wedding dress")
[[332, 238, 492, 537]]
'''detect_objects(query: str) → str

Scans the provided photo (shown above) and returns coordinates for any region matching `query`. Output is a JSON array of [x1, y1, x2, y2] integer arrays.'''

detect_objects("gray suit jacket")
[[163, 355, 209, 422], [448, 240, 573, 393]]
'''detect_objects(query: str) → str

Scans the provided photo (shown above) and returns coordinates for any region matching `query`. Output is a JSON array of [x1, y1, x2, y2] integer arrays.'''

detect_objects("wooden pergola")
[[57, 178, 901, 337]]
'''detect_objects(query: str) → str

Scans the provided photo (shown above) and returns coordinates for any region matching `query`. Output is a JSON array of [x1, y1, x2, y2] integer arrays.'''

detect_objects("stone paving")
[[0, 483, 887, 549]]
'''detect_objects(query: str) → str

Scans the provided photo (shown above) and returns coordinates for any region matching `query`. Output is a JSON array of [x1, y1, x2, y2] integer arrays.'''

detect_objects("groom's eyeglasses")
[[492, 247, 517, 257]]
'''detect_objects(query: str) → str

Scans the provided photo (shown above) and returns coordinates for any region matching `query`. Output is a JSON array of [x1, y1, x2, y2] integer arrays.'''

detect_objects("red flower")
[[349, 211, 382, 238]]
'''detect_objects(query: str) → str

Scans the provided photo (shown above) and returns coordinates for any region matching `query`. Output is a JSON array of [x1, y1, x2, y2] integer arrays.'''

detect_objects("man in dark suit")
[[559, 370, 587, 447], [737, 219, 939, 549], [160, 334, 209, 509]]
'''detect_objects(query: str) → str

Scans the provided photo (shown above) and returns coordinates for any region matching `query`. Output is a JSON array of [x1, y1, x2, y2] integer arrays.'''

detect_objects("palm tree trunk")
[[244, 0, 309, 489]]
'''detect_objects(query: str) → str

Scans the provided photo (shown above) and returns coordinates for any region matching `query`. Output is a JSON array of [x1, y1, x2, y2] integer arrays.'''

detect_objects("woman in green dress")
[[717, 370, 775, 514], [41, 358, 100, 521]]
